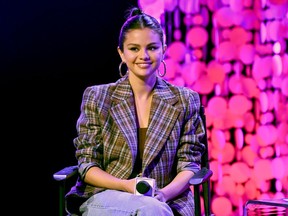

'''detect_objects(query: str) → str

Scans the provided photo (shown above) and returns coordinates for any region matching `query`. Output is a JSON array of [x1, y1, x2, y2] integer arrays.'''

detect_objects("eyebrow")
[[126, 42, 160, 46]]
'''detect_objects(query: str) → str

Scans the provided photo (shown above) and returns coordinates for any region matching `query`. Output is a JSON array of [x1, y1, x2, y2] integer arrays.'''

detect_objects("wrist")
[[155, 189, 168, 202]]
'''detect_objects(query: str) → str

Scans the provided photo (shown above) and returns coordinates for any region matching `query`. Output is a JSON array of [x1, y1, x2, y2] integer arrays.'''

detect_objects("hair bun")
[[129, 7, 143, 18]]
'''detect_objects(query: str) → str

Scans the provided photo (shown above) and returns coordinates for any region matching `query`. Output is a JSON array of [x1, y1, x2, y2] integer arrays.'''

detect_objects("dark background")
[[1, 0, 137, 215]]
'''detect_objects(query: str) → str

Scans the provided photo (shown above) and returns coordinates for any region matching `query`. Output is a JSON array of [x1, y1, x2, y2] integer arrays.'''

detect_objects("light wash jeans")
[[79, 190, 174, 216]]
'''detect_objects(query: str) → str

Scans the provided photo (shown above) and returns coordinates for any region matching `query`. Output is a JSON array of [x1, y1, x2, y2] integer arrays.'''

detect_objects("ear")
[[117, 46, 125, 62], [162, 44, 167, 59], [163, 44, 167, 52]]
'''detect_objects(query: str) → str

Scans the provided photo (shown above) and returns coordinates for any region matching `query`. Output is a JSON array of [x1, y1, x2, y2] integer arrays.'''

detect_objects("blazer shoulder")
[[83, 82, 117, 96], [164, 80, 200, 99]]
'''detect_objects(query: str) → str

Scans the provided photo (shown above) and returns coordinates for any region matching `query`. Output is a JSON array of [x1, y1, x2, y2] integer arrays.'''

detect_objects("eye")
[[129, 47, 139, 52], [148, 46, 160, 51]]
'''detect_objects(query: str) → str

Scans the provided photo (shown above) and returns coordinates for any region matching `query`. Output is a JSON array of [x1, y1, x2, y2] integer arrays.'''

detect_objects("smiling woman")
[[62, 6, 206, 216]]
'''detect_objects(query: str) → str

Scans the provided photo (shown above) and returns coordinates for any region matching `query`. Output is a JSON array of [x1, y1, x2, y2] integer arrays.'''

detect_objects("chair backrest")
[[190, 105, 213, 216], [199, 104, 213, 216], [200, 105, 210, 170]]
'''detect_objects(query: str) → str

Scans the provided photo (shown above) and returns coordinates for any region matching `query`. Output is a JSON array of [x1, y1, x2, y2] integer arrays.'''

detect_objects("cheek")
[[123, 54, 136, 63], [155, 55, 163, 64], [155, 50, 165, 60]]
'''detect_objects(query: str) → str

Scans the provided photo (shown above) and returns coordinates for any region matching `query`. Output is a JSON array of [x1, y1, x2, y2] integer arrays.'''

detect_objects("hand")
[[154, 190, 167, 202], [121, 178, 136, 194]]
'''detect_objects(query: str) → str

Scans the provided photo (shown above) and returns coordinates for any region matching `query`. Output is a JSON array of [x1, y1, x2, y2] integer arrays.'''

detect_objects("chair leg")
[[58, 181, 66, 216], [194, 185, 201, 216], [202, 181, 212, 216]]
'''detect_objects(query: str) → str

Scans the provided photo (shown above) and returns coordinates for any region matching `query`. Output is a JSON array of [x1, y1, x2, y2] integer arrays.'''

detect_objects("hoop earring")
[[158, 60, 166, 77], [119, 61, 127, 77]]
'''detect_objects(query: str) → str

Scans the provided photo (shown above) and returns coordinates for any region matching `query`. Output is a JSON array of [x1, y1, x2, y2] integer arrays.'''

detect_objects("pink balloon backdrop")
[[138, 0, 288, 215]]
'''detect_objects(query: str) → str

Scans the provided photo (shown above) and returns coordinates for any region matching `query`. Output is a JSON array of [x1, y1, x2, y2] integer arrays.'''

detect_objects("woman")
[[66, 6, 206, 216]]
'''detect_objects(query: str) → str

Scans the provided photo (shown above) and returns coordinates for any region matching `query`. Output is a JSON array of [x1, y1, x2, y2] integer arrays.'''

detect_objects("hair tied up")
[[129, 7, 143, 18]]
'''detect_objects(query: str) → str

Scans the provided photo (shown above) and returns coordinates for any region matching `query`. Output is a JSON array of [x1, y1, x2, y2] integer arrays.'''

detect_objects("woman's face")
[[118, 28, 166, 79]]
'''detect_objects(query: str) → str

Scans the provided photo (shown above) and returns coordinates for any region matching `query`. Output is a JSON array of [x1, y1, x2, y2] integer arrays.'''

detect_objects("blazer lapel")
[[110, 78, 138, 161], [143, 78, 180, 168]]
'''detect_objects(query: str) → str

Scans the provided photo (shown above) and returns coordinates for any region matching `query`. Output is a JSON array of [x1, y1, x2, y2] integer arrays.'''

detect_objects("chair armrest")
[[189, 167, 213, 185], [53, 165, 78, 181]]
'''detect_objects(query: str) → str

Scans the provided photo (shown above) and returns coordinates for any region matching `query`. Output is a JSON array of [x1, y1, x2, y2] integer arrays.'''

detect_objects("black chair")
[[189, 105, 214, 216], [53, 105, 213, 216]]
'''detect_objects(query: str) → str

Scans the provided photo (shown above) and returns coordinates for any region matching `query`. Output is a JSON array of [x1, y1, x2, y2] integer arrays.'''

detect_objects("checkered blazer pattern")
[[67, 76, 205, 215]]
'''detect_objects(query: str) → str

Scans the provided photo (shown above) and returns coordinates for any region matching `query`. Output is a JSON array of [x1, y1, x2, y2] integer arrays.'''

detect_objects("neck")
[[129, 74, 156, 98]]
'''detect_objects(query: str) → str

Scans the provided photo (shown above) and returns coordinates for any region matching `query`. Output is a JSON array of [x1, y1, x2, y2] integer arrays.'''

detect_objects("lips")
[[137, 63, 151, 69]]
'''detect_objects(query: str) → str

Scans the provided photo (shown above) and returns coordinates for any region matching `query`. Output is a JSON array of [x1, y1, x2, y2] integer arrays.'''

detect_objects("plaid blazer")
[[66, 76, 205, 215]]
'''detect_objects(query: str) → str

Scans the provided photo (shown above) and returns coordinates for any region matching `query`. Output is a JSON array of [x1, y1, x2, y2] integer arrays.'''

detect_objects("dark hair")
[[118, 7, 164, 51]]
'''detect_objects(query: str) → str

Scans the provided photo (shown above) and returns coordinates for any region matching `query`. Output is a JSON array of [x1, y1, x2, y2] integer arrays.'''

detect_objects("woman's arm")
[[154, 170, 194, 202], [84, 166, 136, 194], [154, 89, 205, 202]]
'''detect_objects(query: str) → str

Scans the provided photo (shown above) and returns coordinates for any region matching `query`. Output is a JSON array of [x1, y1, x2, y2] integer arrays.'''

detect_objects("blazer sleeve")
[[176, 89, 206, 174], [73, 86, 104, 180]]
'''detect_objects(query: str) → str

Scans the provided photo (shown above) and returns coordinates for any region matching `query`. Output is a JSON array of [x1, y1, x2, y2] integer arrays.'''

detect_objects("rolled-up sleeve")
[[73, 86, 104, 180]]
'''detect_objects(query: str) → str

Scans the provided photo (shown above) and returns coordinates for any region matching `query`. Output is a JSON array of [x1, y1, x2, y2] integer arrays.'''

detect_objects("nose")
[[139, 49, 149, 60]]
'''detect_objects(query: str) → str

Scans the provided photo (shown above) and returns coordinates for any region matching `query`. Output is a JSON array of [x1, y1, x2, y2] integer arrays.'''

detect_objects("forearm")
[[84, 166, 133, 193], [159, 170, 194, 202]]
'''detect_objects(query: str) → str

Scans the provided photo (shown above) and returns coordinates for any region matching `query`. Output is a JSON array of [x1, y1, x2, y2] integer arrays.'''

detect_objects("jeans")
[[79, 189, 174, 216]]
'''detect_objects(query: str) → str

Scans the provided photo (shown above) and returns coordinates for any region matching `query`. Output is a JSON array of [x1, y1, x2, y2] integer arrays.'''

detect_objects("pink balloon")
[[165, 41, 187, 62], [241, 145, 258, 167], [212, 196, 233, 216], [180, 61, 204, 85], [228, 95, 252, 115], [235, 128, 244, 149], [239, 44, 256, 65], [211, 142, 235, 163], [211, 128, 226, 149], [281, 76, 288, 96], [217, 41, 238, 62], [252, 56, 273, 80], [207, 96, 228, 118], [214, 175, 236, 196], [186, 26, 208, 48], [192, 74, 214, 94], [163, 0, 178, 11], [254, 159, 273, 181], [256, 124, 278, 146], [207, 60, 226, 84], [229, 26, 249, 46], [244, 179, 258, 199], [272, 157, 285, 179], [243, 112, 256, 132], [259, 91, 269, 113], [272, 54, 283, 76], [259, 146, 274, 158], [230, 162, 251, 184], [214, 6, 234, 28]]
